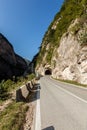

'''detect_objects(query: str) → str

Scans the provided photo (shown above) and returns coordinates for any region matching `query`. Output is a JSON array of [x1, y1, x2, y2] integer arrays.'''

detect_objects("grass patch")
[[54, 78, 87, 87], [0, 101, 29, 130], [0, 74, 35, 129], [0, 74, 35, 101]]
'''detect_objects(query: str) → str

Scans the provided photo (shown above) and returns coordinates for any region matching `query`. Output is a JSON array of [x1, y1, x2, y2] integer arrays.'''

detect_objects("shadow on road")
[[42, 126, 55, 130], [27, 89, 40, 103]]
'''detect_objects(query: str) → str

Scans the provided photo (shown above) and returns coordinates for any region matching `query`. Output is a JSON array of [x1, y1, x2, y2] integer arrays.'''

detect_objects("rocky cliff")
[[34, 0, 87, 84], [52, 20, 87, 84], [0, 33, 27, 80]]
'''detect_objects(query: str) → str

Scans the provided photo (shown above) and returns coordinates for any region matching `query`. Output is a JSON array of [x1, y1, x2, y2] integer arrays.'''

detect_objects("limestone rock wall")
[[36, 19, 87, 84], [52, 33, 87, 84]]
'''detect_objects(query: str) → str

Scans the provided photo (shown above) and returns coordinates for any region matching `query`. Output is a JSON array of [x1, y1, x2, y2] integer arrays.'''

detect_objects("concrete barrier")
[[16, 79, 40, 102], [16, 83, 30, 102]]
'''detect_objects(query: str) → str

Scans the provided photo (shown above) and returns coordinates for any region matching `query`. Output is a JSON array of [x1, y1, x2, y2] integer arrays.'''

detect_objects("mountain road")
[[40, 76, 87, 130]]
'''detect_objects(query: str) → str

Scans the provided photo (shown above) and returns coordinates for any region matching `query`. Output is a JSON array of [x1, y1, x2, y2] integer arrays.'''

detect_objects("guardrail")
[[16, 79, 40, 102]]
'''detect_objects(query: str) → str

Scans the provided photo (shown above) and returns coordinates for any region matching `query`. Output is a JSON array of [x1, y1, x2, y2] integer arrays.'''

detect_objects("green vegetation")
[[70, 23, 81, 35], [70, 13, 87, 45], [0, 101, 29, 130], [35, 0, 87, 65], [0, 73, 35, 129], [79, 27, 87, 45], [0, 80, 9, 101], [56, 78, 87, 87], [46, 47, 54, 64], [0, 74, 35, 101]]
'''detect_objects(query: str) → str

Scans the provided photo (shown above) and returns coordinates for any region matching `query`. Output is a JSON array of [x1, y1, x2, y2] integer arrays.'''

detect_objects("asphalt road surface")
[[40, 76, 87, 130]]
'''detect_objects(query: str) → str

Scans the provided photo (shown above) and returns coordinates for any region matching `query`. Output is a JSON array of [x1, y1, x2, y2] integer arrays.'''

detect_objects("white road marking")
[[51, 77, 87, 90], [54, 83, 87, 104], [35, 77, 87, 130], [35, 89, 41, 130]]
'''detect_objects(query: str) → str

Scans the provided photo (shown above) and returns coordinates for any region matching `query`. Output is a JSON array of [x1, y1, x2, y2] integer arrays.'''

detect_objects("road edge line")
[[54, 83, 87, 104], [35, 89, 41, 130], [51, 76, 87, 90]]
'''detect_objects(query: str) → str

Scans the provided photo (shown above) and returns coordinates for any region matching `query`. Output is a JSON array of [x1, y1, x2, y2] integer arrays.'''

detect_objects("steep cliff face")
[[34, 0, 87, 84], [51, 17, 87, 84], [52, 28, 87, 84], [0, 33, 27, 80]]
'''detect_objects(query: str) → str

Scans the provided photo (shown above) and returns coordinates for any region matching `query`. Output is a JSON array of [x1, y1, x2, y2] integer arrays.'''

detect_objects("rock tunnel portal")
[[45, 68, 52, 75]]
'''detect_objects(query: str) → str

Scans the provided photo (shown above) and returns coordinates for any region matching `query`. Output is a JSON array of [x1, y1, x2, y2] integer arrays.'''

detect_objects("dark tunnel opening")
[[45, 69, 52, 75]]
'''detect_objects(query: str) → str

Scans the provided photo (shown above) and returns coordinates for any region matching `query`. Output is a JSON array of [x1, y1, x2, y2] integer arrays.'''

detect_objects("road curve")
[[40, 76, 87, 130]]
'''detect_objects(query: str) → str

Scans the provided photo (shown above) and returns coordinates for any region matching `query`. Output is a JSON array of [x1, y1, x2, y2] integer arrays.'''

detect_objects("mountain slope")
[[0, 33, 28, 80], [33, 0, 87, 84]]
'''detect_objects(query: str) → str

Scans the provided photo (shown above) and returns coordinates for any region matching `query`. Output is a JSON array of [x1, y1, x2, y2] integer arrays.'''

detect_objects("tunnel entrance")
[[45, 69, 52, 75]]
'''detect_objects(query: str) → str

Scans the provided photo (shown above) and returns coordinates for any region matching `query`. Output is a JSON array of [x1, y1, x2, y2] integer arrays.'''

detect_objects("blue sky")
[[0, 0, 64, 60]]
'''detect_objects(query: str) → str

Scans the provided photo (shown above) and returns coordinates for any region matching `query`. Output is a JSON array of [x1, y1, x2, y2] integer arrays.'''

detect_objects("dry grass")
[[0, 101, 29, 130], [56, 78, 87, 87]]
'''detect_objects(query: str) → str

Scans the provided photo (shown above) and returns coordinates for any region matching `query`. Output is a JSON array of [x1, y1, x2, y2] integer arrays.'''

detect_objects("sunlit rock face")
[[35, 18, 87, 84], [34, 0, 87, 84], [0, 33, 27, 80], [52, 32, 87, 84]]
